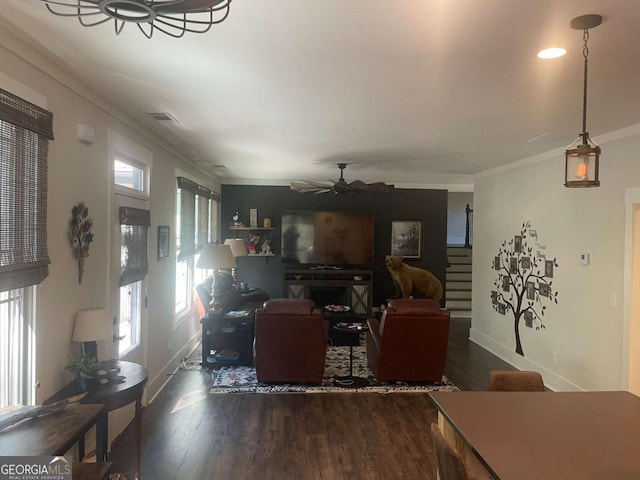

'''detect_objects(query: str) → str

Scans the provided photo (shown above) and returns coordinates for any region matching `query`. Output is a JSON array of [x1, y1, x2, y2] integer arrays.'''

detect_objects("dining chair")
[[430, 423, 469, 480], [488, 370, 545, 391]]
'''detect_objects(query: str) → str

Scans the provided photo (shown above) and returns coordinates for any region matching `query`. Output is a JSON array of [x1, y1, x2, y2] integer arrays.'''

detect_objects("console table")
[[283, 269, 373, 316], [0, 403, 106, 458], [45, 361, 148, 480]]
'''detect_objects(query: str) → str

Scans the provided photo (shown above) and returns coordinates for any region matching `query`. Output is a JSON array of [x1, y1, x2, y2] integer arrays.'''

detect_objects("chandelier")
[[564, 14, 602, 188], [40, 0, 232, 38]]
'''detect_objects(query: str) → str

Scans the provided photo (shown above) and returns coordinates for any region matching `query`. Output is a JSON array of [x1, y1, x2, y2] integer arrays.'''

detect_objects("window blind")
[[119, 206, 150, 287], [177, 177, 197, 260], [0, 88, 54, 292], [196, 185, 212, 249]]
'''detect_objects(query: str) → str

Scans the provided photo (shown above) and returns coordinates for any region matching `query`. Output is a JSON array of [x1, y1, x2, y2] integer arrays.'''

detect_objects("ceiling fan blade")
[[366, 181, 395, 192], [348, 180, 394, 193], [290, 181, 332, 193]]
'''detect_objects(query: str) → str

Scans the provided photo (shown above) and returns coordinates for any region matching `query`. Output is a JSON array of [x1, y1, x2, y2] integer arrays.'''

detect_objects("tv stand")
[[283, 268, 373, 317]]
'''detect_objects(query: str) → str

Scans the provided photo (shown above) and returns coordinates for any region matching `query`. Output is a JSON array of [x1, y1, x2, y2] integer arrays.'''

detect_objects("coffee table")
[[332, 321, 369, 388]]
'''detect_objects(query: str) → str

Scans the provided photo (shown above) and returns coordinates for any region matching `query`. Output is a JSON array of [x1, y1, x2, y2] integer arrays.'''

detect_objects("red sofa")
[[254, 299, 328, 384], [366, 298, 450, 382]]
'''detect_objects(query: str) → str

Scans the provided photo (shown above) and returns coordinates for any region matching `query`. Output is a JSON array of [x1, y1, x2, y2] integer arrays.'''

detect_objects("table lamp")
[[197, 244, 237, 314], [73, 307, 112, 360], [223, 238, 248, 285]]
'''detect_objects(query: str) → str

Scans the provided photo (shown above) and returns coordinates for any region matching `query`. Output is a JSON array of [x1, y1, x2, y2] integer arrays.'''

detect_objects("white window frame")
[[113, 151, 150, 200], [0, 76, 45, 408], [109, 130, 151, 362], [174, 173, 219, 323], [0, 286, 36, 408]]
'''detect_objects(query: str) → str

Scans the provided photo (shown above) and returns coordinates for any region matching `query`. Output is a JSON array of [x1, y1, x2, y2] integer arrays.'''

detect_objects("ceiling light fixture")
[[564, 14, 602, 188], [537, 47, 567, 59], [40, 0, 232, 39]]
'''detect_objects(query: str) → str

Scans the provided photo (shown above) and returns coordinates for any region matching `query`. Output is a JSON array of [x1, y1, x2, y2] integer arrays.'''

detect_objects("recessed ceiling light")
[[537, 47, 567, 59]]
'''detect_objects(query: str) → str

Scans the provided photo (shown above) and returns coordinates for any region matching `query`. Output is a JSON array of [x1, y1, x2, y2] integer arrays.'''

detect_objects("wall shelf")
[[227, 225, 277, 256], [229, 226, 275, 231]]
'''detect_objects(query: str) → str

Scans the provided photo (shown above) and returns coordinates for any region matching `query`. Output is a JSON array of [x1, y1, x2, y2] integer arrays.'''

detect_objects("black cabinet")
[[201, 311, 255, 368]]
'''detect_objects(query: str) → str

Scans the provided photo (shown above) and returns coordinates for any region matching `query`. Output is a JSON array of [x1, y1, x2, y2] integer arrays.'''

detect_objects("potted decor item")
[[65, 354, 98, 392]]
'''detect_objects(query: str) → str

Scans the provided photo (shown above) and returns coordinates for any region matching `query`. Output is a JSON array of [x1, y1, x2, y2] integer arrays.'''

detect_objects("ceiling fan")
[[291, 163, 394, 195]]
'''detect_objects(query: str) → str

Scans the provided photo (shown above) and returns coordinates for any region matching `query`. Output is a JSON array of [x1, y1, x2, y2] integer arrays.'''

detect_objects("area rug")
[[210, 346, 459, 394]]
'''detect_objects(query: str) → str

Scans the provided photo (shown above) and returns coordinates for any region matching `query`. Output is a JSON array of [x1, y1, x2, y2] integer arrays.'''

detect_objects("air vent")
[[148, 112, 179, 124]]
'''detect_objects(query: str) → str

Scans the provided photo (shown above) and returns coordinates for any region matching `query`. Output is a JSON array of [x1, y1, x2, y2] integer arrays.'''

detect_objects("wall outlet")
[[580, 253, 590, 265]]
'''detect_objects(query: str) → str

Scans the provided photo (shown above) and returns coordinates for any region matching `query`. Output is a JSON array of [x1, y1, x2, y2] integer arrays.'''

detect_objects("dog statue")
[[385, 255, 443, 302]]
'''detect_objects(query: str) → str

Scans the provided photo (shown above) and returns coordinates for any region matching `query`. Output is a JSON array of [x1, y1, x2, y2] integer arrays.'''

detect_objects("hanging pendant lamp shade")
[[40, 0, 232, 39], [564, 14, 602, 188]]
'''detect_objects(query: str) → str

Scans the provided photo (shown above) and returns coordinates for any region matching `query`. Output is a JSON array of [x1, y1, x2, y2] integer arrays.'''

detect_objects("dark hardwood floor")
[[110, 317, 514, 479]]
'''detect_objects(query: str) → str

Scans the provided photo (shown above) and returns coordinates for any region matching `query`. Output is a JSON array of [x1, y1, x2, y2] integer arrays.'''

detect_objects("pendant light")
[[564, 14, 602, 188], [40, 0, 232, 39]]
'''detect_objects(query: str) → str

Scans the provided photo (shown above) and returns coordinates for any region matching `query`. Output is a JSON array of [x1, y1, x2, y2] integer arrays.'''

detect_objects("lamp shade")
[[73, 308, 112, 342], [197, 244, 236, 270], [224, 238, 248, 257]]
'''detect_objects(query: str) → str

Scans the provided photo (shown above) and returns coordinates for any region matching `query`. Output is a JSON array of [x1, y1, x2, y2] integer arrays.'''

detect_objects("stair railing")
[[464, 204, 473, 249]]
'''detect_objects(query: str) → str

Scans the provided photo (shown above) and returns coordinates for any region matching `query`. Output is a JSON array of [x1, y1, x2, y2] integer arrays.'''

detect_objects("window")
[[114, 157, 145, 191], [118, 281, 142, 354], [118, 207, 150, 355], [0, 288, 35, 408], [175, 177, 219, 319], [113, 151, 149, 199], [0, 88, 53, 407]]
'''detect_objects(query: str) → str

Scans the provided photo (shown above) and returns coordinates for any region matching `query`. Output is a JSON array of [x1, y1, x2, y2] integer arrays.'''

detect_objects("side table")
[[201, 310, 255, 369], [332, 322, 370, 388], [45, 361, 148, 480], [324, 304, 361, 346]]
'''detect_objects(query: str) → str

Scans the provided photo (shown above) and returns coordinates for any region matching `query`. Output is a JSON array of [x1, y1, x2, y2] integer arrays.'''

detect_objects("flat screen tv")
[[281, 210, 374, 266]]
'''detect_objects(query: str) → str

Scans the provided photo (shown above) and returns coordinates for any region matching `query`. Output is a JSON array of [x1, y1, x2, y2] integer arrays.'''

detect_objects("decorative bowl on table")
[[325, 304, 351, 313]]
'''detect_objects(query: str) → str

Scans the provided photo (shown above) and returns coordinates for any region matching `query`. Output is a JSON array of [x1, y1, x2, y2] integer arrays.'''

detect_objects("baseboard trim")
[[146, 332, 201, 404], [469, 327, 583, 392]]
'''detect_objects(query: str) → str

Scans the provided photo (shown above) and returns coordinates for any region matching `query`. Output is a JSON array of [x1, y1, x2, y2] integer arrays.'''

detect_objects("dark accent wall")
[[221, 185, 448, 308]]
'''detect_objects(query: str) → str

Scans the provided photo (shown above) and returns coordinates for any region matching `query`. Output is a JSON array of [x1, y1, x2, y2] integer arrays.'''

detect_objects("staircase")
[[446, 246, 472, 317]]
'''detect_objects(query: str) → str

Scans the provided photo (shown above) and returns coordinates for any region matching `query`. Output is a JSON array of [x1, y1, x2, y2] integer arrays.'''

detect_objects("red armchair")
[[366, 299, 450, 382], [254, 299, 328, 384]]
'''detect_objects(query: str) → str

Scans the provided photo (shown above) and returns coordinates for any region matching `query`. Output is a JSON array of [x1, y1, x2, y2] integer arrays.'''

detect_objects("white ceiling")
[[1, 0, 639, 188]]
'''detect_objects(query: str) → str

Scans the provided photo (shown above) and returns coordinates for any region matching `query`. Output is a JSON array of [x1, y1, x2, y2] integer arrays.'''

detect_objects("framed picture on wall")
[[514, 235, 523, 253], [390, 220, 421, 259], [539, 283, 550, 297], [545, 260, 554, 278], [158, 225, 170, 259], [526, 281, 535, 300]]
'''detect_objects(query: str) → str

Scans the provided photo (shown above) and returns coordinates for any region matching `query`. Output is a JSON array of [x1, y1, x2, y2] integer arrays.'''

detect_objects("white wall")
[[0, 27, 219, 443], [472, 127, 640, 391]]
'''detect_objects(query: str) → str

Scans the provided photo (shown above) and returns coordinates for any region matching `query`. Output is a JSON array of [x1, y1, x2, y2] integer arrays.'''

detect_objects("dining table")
[[429, 390, 640, 480]]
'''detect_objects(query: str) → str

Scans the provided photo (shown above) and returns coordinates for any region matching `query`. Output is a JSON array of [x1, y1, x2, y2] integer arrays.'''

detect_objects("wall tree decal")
[[490, 222, 558, 356]]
